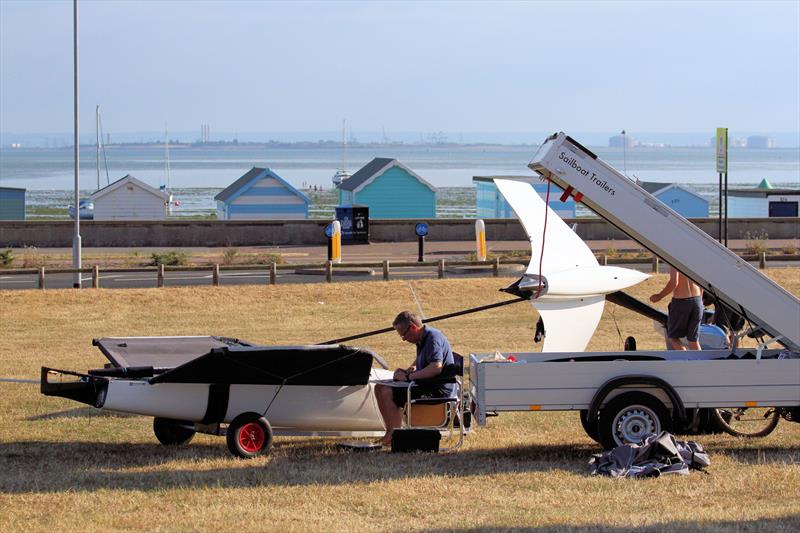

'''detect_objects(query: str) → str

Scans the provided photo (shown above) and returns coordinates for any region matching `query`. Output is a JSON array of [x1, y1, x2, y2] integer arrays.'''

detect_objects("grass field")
[[1, 271, 799, 531]]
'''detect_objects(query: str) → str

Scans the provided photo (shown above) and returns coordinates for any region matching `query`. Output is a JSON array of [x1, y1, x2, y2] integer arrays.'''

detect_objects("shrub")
[[222, 248, 239, 265], [21, 246, 43, 268], [250, 252, 284, 265], [149, 251, 188, 266], [0, 249, 15, 268], [782, 244, 798, 255], [742, 230, 769, 255]]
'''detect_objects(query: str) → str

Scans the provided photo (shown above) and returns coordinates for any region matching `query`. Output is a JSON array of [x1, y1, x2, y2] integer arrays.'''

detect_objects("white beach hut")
[[90, 175, 170, 221]]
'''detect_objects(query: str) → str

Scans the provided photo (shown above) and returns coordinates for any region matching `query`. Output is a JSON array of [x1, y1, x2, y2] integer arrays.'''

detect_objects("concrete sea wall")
[[0, 217, 797, 248]]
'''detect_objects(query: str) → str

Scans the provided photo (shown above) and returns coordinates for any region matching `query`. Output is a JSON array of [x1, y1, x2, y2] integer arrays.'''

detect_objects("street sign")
[[716, 127, 728, 173]]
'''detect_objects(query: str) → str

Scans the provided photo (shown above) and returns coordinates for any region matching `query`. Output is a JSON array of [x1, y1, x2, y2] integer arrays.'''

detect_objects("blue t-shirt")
[[415, 326, 455, 395]]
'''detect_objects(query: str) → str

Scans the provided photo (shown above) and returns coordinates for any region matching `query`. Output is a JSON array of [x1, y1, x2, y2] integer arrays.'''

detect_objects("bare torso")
[[672, 269, 703, 299]]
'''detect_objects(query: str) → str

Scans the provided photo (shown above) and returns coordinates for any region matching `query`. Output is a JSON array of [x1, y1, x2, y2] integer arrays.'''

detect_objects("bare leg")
[[687, 340, 702, 350], [667, 337, 686, 351], [374, 384, 403, 445]]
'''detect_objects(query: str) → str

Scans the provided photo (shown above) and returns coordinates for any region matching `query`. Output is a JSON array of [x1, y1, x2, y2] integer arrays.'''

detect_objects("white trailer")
[[469, 132, 800, 449]]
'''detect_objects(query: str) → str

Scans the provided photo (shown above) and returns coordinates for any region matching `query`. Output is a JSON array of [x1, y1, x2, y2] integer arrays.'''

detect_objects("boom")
[[528, 132, 800, 351]]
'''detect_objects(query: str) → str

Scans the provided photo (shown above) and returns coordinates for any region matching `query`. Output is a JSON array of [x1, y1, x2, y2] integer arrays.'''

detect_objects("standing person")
[[650, 266, 703, 350], [374, 311, 455, 446]]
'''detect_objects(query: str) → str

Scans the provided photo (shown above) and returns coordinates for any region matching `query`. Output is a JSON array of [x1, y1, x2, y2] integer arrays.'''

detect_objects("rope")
[[535, 176, 552, 299]]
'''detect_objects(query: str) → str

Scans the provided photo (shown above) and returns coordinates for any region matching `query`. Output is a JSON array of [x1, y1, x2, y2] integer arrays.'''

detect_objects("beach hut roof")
[[90, 174, 169, 201], [757, 178, 774, 190], [338, 158, 436, 193], [638, 181, 706, 203], [214, 167, 309, 204]]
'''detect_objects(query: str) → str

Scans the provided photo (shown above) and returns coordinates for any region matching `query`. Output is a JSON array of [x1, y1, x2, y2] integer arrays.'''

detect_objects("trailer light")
[[745, 401, 757, 407], [529, 405, 541, 411]]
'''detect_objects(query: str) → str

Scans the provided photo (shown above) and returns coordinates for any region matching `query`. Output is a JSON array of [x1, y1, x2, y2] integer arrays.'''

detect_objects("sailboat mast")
[[342, 118, 347, 172], [96, 105, 100, 190], [164, 124, 171, 191]]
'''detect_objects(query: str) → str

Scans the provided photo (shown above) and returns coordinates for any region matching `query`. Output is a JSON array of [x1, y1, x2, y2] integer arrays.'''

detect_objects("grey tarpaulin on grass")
[[590, 431, 711, 478]]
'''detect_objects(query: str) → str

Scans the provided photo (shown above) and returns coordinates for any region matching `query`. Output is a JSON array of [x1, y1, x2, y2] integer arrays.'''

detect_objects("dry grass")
[[1, 271, 799, 531]]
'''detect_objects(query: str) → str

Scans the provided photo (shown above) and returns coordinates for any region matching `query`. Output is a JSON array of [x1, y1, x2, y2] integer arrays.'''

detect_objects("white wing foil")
[[494, 178, 648, 353]]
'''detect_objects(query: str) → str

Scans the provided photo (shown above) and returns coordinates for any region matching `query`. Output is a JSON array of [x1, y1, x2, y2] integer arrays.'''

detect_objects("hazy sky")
[[1, 0, 798, 136]]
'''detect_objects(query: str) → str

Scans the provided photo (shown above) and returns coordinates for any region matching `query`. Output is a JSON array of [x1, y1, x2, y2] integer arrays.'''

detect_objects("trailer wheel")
[[153, 417, 196, 446], [598, 392, 671, 449], [579, 410, 600, 443], [709, 407, 779, 438], [226, 413, 273, 459]]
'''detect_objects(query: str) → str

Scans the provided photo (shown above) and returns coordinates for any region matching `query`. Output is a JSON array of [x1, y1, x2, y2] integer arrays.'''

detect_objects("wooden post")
[[38, 267, 45, 290], [157, 264, 165, 287], [759, 252, 766, 270], [438, 259, 445, 279], [652, 256, 659, 274], [493, 257, 500, 277], [383, 260, 390, 281], [325, 260, 333, 282], [269, 262, 277, 285], [212, 264, 220, 286], [92, 265, 100, 288]]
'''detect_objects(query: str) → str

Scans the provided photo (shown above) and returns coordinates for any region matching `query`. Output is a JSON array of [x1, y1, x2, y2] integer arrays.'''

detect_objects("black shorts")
[[391, 384, 452, 408], [667, 296, 703, 342]]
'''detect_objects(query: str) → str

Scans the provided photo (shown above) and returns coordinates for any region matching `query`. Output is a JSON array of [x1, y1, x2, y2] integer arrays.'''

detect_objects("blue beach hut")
[[337, 158, 436, 219], [473, 176, 576, 219], [638, 181, 709, 218], [215, 167, 310, 220], [0, 186, 26, 220]]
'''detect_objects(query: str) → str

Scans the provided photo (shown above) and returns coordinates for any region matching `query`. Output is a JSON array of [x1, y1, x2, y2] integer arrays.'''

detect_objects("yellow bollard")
[[475, 219, 487, 262], [331, 220, 342, 264]]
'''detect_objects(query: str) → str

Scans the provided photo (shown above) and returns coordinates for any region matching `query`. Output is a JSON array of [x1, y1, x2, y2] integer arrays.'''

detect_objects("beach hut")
[[337, 158, 436, 219], [728, 179, 799, 218], [90, 175, 170, 220], [215, 167, 309, 220], [473, 176, 576, 219], [638, 181, 709, 218], [0, 186, 26, 220]]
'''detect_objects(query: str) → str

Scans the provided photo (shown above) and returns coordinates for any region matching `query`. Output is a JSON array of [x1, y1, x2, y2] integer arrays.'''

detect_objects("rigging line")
[[407, 282, 426, 319], [535, 176, 552, 299], [98, 113, 110, 185], [318, 297, 529, 345]]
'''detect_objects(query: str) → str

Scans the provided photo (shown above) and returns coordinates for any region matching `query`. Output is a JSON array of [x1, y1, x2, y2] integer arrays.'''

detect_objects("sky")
[[1, 0, 799, 142]]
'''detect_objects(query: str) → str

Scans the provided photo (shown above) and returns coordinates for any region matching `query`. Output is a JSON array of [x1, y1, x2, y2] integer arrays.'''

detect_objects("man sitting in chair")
[[374, 311, 455, 446]]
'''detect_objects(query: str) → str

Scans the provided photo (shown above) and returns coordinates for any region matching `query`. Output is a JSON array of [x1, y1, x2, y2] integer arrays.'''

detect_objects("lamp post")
[[72, 0, 82, 288], [621, 129, 627, 177]]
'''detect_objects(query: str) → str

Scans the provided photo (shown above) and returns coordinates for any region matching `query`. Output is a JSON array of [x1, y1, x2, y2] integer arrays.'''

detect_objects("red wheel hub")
[[238, 422, 266, 453]]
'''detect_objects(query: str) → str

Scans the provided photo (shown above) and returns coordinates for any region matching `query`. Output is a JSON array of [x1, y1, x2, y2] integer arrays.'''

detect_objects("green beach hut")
[[336, 158, 436, 219]]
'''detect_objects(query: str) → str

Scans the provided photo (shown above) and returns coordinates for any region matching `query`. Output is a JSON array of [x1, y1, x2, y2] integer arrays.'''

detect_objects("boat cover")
[[148, 344, 376, 386], [93, 336, 251, 369]]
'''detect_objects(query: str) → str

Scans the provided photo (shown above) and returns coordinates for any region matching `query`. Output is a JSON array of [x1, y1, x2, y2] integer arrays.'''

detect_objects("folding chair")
[[398, 353, 466, 451]]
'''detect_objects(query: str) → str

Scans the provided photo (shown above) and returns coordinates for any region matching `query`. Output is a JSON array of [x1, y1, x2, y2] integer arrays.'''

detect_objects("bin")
[[335, 205, 369, 244]]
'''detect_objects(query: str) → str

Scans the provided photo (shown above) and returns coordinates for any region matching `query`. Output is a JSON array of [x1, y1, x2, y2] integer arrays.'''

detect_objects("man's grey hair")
[[393, 310, 422, 329]]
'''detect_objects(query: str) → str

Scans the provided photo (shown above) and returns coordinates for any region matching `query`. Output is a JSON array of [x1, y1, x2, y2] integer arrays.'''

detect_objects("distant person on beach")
[[373, 311, 455, 446], [650, 266, 703, 350]]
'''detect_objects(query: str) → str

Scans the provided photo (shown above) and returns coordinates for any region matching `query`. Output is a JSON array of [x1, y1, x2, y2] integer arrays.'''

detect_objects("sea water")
[[1, 143, 797, 219]]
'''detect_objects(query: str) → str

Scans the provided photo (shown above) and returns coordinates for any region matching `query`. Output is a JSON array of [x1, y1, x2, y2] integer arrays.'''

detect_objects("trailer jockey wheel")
[[153, 417, 196, 446], [226, 413, 273, 459], [598, 392, 672, 449]]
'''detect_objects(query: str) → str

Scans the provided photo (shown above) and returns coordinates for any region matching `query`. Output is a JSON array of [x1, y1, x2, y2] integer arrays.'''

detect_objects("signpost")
[[415, 223, 428, 262], [716, 127, 728, 246]]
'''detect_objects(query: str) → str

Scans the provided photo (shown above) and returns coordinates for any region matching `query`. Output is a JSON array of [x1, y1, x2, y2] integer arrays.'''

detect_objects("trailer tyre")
[[579, 410, 600, 443], [153, 417, 196, 446], [598, 392, 671, 449], [226, 413, 273, 459]]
